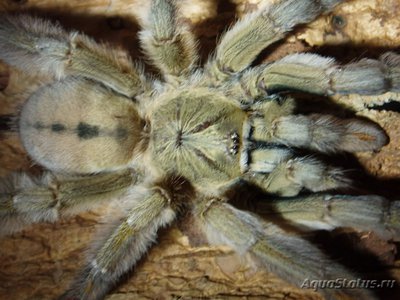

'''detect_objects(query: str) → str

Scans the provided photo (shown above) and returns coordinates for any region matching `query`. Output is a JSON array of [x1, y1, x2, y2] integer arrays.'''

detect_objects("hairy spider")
[[0, 0, 399, 299]]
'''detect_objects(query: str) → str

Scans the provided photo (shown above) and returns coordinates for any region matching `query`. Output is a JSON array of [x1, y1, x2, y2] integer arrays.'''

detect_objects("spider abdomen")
[[19, 79, 145, 174], [148, 89, 245, 185]]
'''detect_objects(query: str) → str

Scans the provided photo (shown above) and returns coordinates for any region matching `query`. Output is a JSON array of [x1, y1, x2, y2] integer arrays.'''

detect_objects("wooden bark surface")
[[0, 0, 400, 299]]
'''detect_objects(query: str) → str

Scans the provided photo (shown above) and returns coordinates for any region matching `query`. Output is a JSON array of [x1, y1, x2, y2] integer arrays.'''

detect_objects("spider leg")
[[138, 0, 198, 80], [245, 92, 387, 154], [205, 0, 343, 81], [59, 183, 179, 300], [196, 199, 378, 300], [247, 151, 349, 196], [240, 52, 400, 97], [251, 107, 388, 153], [0, 170, 135, 235], [0, 15, 146, 97], [256, 194, 400, 241]]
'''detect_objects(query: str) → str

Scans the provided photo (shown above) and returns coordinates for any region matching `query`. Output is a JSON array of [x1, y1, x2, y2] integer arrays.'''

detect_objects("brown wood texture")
[[0, 0, 400, 299]]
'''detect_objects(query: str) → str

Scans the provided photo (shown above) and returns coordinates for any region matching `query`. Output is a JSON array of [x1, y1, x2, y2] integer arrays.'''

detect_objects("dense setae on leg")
[[196, 199, 379, 300], [252, 112, 388, 153], [248, 155, 349, 196], [0, 15, 146, 97], [60, 184, 177, 300], [244, 73, 389, 154], [206, 0, 344, 81], [0, 170, 135, 236], [240, 53, 400, 97], [256, 194, 400, 241], [138, 0, 198, 79]]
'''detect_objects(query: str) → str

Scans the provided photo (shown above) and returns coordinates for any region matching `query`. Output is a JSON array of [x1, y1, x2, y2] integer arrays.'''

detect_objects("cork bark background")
[[0, 0, 400, 299]]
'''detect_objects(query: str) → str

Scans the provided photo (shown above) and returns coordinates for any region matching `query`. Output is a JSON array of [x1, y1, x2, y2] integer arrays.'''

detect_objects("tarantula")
[[0, 0, 399, 299]]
